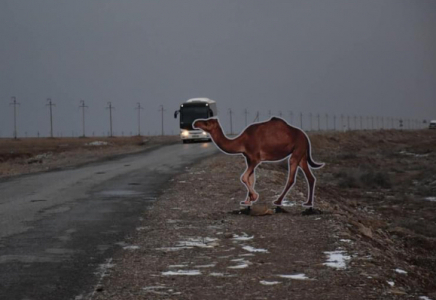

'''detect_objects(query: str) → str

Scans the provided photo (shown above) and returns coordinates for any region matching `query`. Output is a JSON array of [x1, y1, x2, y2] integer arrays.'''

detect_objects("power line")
[[46, 98, 56, 138], [9, 96, 20, 139]]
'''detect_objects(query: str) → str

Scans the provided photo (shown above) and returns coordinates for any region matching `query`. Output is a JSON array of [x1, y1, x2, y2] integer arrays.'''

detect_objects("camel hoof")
[[273, 201, 282, 206], [302, 207, 323, 216], [240, 201, 252, 206]]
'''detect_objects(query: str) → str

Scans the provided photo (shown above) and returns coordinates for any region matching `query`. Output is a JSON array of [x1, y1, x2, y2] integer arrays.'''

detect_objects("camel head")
[[193, 118, 219, 133]]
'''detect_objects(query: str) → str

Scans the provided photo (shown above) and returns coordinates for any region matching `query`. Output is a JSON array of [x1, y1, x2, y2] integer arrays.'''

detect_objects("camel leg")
[[273, 155, 299, 206], [299, 158, 316, 207], [247, 166, 258, 201], [240, 158, 259, 205]]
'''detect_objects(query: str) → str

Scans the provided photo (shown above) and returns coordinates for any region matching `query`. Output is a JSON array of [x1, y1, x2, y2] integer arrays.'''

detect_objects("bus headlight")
[[181, 130, 189, 137], [202, 131, 207, 136]]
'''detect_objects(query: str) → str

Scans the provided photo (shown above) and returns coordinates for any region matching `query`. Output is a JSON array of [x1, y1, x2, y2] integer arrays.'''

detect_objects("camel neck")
[[211, 126, 243, 154]]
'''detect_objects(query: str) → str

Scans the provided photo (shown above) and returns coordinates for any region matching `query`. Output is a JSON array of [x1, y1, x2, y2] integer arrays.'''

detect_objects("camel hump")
[[270, 116, 287, 123]]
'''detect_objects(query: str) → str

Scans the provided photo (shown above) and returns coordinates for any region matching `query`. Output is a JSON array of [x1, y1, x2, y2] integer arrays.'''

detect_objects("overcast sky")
[[1, 0, 435, 137]]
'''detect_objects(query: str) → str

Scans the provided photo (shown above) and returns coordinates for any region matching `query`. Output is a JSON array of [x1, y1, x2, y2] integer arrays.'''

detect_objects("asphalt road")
[[0, 142, 217, 300]]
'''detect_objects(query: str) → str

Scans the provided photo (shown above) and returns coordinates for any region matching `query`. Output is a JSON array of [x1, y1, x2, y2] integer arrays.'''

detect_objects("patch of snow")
[[228, 258, 251, 269], [86, 141, 108, 146], [387, 281, 395, 287], [136, 226, 149, 231], [168, 265, 188, 268], [238, 253, 255, 257], [177, 237, 219, 248], [419, 296, 433, 300], [156, 247, 192, 251], [228, 264, 249, 269], [194, 264, 216, 268], [162, 270, 201, 276], [123, 245, 140, 250], [278, 273, 310, 280], [424, 197, 436, 202], [399, 150, 429, 158], [340, 239, 352, 243], [231, 258, 246, 262], [143, 286, 167, 290], [242, 245, 269, 253], [281, 200, 296, 207], [232, 233, 254, 241], [260, 280, 281, 285], [394, 268, 407, 274], [323, 250, 351, 270]]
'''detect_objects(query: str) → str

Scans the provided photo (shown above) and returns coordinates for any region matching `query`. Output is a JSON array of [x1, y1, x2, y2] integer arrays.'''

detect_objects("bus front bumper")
[[180, 130, 210, 141]]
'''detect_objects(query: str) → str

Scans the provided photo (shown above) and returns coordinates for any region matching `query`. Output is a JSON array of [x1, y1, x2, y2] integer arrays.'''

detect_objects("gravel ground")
[[91, 130, 436, 300]]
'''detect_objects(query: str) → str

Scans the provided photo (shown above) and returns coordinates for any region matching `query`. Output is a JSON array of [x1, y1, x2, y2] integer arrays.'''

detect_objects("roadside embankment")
[[92, 130, 436, 300]]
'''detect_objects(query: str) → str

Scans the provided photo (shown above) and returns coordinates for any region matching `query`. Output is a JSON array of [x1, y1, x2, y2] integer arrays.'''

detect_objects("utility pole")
[[278, 111, 283, 118], [229, 108, 233, 135], [158, 105, 165, 136], [244, 109, 248, 127], [333, 115, 336, 131], [9, 96, 20, 139], [300, 112, 303, 129], [106, 102, 115, 137], [317, 113, 320, 131], [340, 114, 344, 130], [371, 116, 374, 130], [79, 100, 88, 137], [360, 116, 363, 130], [309, 113, 312, 131], [253, 111, 260, 123], [135, 102, 144, 136], [347, 115, 350, 130], [325, 113, 328, 130], [46, 98, 55, 138]]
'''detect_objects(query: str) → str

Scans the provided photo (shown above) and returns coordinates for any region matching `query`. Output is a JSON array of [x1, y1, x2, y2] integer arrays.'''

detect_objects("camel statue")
[[193, 117, 324, 207]]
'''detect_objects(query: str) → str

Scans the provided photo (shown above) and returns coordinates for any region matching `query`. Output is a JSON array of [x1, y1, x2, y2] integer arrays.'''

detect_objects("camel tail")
[[306, 139, 324, 169]]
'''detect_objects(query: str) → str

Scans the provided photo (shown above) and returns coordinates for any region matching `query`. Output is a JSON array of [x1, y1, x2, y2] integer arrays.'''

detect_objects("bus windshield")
[[181, 106, 209, 125]]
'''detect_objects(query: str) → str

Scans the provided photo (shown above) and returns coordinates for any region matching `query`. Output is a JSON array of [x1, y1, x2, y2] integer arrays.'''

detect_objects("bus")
[[174, 98, 217, 143]]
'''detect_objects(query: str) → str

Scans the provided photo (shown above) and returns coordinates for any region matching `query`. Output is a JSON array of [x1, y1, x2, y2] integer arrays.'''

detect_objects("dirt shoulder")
[[0, 136, 178, 178], [92, 130, 436, 300]]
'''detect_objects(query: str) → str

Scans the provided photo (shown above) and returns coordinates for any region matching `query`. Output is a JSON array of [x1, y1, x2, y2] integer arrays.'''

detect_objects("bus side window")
[[209, 110, 213, 117]]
